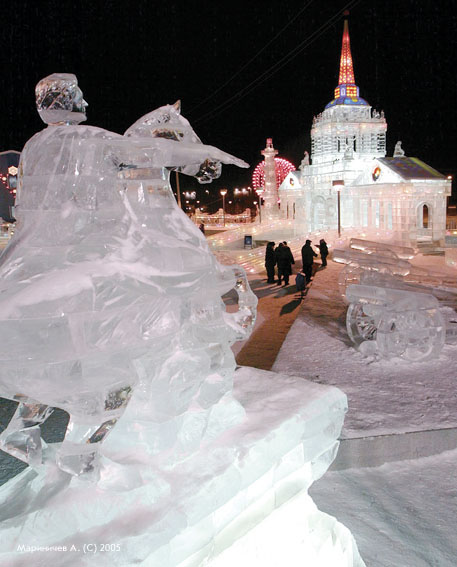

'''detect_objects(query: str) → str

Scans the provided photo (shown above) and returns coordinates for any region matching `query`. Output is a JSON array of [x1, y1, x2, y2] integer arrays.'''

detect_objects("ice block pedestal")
[[0, 367, 365, 567]]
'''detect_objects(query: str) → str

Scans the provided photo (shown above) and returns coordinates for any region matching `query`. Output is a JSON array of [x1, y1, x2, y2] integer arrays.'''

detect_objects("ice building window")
[[387, 202, 393, 230], [361, 201, 368, 227], [374, 201, 380, 228]]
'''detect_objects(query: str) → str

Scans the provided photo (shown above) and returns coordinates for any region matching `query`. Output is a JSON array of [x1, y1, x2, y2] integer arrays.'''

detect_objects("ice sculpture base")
[[0, 367, 364, 567]]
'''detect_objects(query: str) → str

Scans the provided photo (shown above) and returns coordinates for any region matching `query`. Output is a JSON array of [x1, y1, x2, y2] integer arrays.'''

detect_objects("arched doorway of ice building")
[[311, 196, 326, 230], [416, 202, 432, 241]]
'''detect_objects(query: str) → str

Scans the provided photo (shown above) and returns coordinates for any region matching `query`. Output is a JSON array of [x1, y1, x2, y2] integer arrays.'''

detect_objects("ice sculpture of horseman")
[[0, 73, 256, 480]]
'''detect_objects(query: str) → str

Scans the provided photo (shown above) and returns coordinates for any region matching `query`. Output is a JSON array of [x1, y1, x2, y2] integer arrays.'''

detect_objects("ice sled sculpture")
[[335, 240, 457, 360], [349, 238, 415, 260], [0, 73, 256, 479]]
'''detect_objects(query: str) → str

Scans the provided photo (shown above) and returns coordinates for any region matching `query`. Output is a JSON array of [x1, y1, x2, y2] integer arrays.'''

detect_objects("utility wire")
[[194, 0, 359, 124], [188, 0, 315, 115], [193, 0, 362, 125]]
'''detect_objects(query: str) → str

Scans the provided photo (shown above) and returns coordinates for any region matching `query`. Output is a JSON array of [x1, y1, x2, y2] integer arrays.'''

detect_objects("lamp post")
[[332, 180, 344, 237], [220, 189, 227, 226], [175, 171, 182, 210]]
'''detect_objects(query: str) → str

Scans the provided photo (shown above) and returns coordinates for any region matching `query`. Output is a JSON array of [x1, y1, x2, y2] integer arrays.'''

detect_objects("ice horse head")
[[124, 99, 246, 182]]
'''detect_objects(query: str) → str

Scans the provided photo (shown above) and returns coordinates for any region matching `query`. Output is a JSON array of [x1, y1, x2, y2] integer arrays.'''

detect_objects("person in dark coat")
[[265, 241, 276, 283], [275, 241, 295, 286], [317, 238, 329, 267], [301, 239, 317, 284]]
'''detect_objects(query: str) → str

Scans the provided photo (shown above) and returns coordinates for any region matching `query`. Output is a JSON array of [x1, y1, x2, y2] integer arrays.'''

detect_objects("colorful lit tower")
[[279, 15, 450, 247], [310, 17, 386, 166], [261, 138, 279, 219], [334, 19, 359, 101]]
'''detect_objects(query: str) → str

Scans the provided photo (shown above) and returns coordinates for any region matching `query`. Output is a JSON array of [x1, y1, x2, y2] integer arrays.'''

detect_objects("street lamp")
[[220, 189, 227, 226], [332, 180, 344, 237]]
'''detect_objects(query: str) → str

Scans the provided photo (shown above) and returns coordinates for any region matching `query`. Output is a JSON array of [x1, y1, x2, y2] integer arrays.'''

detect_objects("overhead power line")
[[188, 0, 315, 115], [193, 0, 362, 125]]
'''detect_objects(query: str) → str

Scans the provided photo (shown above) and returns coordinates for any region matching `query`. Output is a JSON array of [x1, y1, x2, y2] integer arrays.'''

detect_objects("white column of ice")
[[261, 142, 279, 220]]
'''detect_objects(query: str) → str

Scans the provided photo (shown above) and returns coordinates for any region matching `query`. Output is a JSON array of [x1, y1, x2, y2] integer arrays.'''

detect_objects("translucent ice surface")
[[337, 240, 457, 361], [349, 238, 415, 260], [0, 367, 364, 567], [0, 74, 255, 478], [0, 74, 364, 567], [346, 283, 446, 361]]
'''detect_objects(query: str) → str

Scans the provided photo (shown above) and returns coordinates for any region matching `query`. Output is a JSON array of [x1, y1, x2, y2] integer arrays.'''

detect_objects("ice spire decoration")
[[334, 17, 359, 101], [261, 138, 279, 220]]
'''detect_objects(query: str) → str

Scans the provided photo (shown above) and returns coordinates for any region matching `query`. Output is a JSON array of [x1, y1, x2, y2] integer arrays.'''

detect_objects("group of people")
[[265, 241, 295, 286], [265, 238, 329, 288]]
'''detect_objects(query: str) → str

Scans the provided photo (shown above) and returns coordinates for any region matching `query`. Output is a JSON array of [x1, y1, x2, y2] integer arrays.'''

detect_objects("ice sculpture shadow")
[[290, 280, 351, 344], [0, 73, 257, 486]]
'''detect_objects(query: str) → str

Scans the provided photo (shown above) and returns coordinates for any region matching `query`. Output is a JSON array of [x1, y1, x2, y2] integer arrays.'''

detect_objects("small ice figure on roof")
[[0, 73, 255, 482], [300, 150, 310, 169], [344, 142, 354, 160], [394, 140, 405, 157]]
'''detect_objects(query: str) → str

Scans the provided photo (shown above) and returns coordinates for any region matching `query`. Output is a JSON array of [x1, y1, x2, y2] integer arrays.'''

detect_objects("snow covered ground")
[[310, 448, 457, 566], [214, 224, 457, 566], [273, 258, 457, 439], [268, 245, 457, 566]]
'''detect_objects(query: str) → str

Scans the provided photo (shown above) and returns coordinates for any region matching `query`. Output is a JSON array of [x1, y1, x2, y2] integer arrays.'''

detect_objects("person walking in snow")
[[265, 241, 276, 283], [301, 239, 317, 284], [317, 238, 329, 267]]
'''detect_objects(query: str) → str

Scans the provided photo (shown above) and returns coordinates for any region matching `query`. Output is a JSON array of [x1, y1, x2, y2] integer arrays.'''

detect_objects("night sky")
[[1, 0, 456, 206]]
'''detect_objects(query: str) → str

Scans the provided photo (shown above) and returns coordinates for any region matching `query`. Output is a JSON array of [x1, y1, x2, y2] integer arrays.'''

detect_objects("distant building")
[[279, 19, 451, 245]]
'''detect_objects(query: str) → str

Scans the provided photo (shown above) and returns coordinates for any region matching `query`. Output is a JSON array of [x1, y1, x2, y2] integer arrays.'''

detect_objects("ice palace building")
[[278, 19, 451, 246]]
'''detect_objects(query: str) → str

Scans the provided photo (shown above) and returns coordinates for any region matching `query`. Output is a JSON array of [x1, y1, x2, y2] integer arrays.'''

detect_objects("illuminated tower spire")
[[312, 15, 387, 165], [334, 18, 358, 100], [338, 21, 355, 85]]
